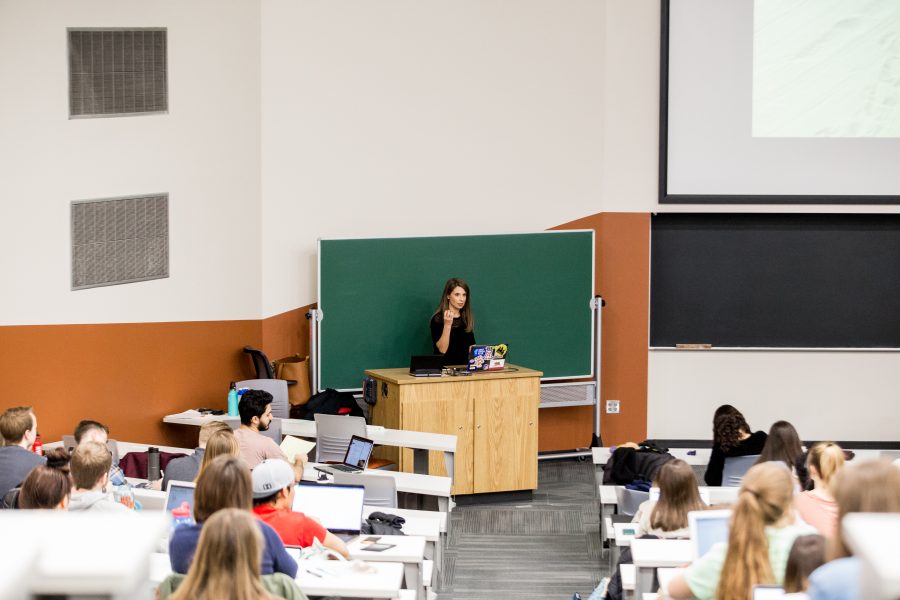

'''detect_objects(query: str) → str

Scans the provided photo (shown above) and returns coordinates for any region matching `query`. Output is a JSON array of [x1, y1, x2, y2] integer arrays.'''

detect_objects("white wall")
[[0, 0, 261, 325], [260, 0, 606, 317], [599, 1, 900, 441]]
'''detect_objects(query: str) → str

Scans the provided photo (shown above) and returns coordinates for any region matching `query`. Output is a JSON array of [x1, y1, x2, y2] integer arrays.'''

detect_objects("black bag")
[[293, 388, 365, 420], [360, 511, 406, 536]]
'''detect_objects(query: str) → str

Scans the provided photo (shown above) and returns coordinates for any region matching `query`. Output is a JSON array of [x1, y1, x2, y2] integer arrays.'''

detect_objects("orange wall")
[[0, 214, 650, 451], [541, 212, 650, 448]]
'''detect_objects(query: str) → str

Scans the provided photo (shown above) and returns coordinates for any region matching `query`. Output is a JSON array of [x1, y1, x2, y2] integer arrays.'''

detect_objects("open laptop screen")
[[165, 481, 196, 518], [292, 482, 365, 534], [343, 436, 374, 469], [689, 509, 731, 560]]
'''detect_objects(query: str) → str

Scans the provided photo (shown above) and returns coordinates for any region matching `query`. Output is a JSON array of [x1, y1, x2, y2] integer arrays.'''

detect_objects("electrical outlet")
[[605, 400, 620, 414]]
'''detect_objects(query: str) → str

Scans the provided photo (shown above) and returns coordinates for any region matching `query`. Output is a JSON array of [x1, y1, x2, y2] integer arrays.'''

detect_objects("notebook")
[[292, 481, 366, 538], [468, 344, 508, 371], [318, 435, 375, 474], [688, 509, 731, 560], [409, 355, 444, 377], [165, 480, 196, 520]]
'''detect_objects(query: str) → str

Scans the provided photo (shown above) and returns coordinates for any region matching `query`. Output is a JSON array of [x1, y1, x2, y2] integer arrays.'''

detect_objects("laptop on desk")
[[409, 355, 444, 377], [165, 480, 196, 520], [688, 509, 731, 560], [292, 481, 366, 541], [317, 435, 375, 474]]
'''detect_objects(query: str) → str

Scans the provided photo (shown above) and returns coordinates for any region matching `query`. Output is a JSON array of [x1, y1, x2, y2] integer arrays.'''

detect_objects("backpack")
[[292, 388, 365, 420], [602, 446, 675, 485]]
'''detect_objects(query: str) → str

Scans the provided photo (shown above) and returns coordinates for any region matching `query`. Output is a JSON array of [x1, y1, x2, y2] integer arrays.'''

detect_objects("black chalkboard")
[[650, 213, 900, 348]]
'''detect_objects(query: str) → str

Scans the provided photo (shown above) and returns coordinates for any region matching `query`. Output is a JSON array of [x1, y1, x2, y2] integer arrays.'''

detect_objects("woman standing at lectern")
[[431, 278, 476, 366]]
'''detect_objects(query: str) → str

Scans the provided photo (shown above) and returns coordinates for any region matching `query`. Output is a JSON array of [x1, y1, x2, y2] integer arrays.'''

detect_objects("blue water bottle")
[[227, 381, 239, 416]]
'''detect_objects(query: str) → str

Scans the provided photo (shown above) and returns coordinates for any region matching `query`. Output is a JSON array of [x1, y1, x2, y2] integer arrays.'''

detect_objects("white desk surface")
[[163, 413, 457, 454], [296, 560, 406, 598], [0, 536, 39, 600], [2, 512, 169, 596], [631, 539, 692, 568], [346, 535, 427, 564], [614, 521, 642, 547], [620, 563, 635, 591], [364, 505, 443, 541], [593, 446, 711, 467], [599, 485, 618, 504], [306, 464, 451, 499]]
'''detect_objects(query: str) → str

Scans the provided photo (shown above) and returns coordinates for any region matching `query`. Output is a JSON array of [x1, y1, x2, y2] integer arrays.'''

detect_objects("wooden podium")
[[365, 364, 541, 496]]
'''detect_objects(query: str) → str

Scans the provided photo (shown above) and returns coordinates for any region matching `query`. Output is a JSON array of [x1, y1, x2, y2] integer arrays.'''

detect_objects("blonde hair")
[[70, 441, 112, 490], [649, 459, 705, 532], [198, 420, 232, 446], [806, 442, 844, 488], [197, 429, 241, 479], [829, 460, 900, 560], [169, 508, 275, 600], [715, 462, 794, 600]]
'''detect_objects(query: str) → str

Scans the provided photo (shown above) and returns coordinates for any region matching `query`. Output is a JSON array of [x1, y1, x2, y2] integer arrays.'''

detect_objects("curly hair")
[[714, 412, 751, 452]]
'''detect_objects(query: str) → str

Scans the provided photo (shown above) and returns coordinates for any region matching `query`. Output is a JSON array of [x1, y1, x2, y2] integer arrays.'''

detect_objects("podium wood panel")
[[366, 365, 541, 495]]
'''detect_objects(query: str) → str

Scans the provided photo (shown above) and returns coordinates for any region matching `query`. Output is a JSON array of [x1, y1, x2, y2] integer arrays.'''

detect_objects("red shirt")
[[252, 504, 327, 548]]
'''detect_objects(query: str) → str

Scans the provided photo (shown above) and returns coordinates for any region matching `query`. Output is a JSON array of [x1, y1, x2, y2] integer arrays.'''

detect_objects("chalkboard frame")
[[314, 229, 598, 391]]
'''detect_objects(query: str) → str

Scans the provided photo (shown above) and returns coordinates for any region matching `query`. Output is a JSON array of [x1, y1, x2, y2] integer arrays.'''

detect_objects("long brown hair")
[[806, 441, 844, 488], [433, 278, 474, 333], [649, 459, 705, 531], [715, 462, 794, 600], [193, 455, 252, 523], [756, 421, 803, 469], [197, 429, 241, 480], [783, 534, 825, 593], [169, 508, 275, 600], [829, 460, 900, 560], [19, 465, 72, 509]]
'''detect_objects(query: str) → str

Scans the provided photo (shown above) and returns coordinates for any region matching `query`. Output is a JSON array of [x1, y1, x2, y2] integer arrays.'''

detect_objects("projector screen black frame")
[[658, 0, 900, 206]]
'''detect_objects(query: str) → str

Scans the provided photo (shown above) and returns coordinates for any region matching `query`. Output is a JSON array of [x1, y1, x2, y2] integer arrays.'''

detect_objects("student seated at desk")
[[251, 459, 350, 559], [704, 408, 767, 487], [162, 508, 307, 600], [68, 442, 131, 513], [18, 459, 71, 510], [235, 390, 306, 479], [783, 534, 825, 595], [162, 421, 233, 490], [169, 456, 297, 579], [195, 428, 242, 481], [668, 462, 815, 600], [0, 406, 46, 500], [794, 442, 844, 538], [807, 460, 900, 600], [73, 419, 128, 486]]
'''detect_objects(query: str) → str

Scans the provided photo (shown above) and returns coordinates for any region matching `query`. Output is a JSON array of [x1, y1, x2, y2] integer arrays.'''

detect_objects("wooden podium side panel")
[[370, 381, 401, 467], [472, 377, 539, 493], [400, 381, 474, 495]]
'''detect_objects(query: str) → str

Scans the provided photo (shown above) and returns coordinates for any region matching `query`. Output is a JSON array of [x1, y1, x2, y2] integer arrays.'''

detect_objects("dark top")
[[704, 430, 768, 486], [169, 520, 297, 577], [431, 313, 476, 366], [161, 448, 204, 491], [0, 445, 46, 499]]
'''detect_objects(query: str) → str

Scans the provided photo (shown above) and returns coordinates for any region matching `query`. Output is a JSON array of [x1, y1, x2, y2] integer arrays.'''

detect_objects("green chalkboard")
[[318, 231, 595, 390]]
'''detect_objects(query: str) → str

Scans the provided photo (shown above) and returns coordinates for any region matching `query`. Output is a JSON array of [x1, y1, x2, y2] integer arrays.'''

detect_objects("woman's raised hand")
[[443, 309, 455, 326]]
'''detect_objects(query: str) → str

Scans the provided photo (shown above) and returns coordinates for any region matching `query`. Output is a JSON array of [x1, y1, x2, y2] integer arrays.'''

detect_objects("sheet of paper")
[[280, 435, 316, 464]]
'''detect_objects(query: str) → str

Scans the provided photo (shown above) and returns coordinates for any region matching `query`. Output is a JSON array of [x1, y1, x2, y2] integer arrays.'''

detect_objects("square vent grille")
[[68, 28, 168, 118], [71, 194, 169, 290]]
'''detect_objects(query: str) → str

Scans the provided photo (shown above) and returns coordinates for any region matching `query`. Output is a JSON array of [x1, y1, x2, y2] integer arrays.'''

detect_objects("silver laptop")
[[318, 435, 375, 474], [292, 481, 366, 540], [688, 509, 731, 560]]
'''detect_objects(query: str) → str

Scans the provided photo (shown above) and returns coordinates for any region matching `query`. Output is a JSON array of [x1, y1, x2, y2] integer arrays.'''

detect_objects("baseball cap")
[[251, 459, 295, 499]]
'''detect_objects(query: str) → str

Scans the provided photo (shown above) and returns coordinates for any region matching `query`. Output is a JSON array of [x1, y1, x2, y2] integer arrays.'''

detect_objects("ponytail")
[[807, 442, 844, 487], [715, 462, 793, 600]]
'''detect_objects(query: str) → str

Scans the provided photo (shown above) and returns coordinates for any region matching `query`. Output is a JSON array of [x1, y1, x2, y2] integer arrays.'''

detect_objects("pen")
[[305, 568, 324, 578]]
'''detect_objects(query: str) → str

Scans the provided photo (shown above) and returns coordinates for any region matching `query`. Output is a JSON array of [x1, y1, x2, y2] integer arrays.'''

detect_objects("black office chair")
[[242, 346, 297, 385]]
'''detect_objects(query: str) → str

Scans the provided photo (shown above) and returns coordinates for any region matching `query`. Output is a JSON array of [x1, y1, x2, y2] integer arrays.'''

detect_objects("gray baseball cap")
[[251, 459, 294, 499]]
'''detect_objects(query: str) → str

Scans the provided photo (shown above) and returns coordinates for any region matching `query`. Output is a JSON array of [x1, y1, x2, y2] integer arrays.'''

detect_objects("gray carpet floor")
[[435, 458, 608, 600]]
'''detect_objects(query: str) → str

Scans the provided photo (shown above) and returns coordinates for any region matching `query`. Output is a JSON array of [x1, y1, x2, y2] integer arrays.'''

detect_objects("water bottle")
[[148, 446, 161, 481], [32, 432, 43, 456], [227, 381, 239, 417]]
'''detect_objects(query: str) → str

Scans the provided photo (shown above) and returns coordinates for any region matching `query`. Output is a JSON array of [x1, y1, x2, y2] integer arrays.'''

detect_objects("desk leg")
[[404, 561, 424, 600], [443, 451, 455, 488], [600, 503, 614, 562], [634, 566, 655, 598], [413, 448, 429, 475]]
